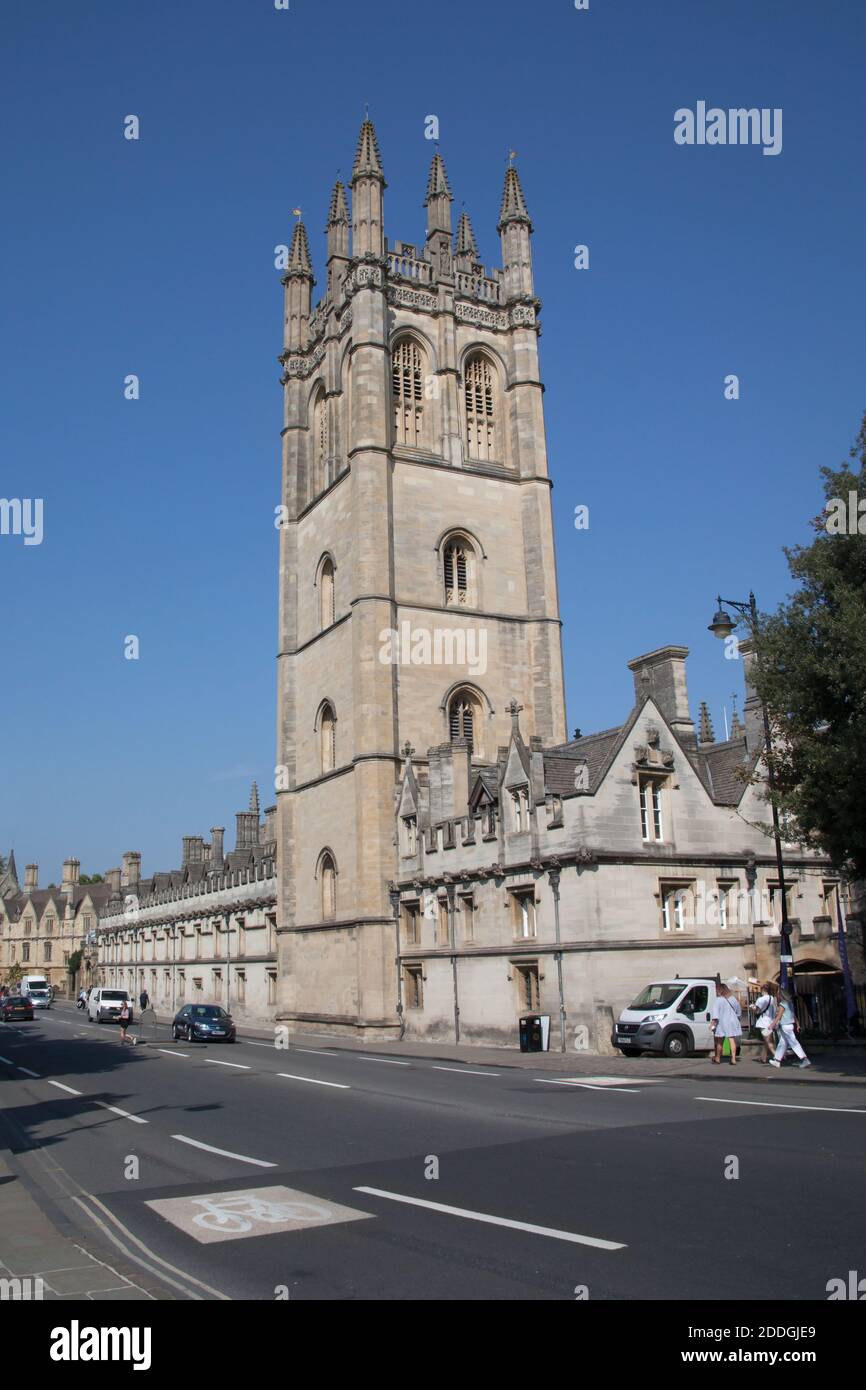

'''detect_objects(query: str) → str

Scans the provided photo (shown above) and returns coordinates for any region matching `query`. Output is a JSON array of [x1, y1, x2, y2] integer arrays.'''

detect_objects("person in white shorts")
[[752, 980, 778, 1063]]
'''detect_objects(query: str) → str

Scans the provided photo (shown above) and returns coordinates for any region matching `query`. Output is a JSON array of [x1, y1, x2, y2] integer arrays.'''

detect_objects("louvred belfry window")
[[464, 354, 496, 461], [392, 340, 423, 447], [443, 539, 470, 606], [449, 691, 479, 754]]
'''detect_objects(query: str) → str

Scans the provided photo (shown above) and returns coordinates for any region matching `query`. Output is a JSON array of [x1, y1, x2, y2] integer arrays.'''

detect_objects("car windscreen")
[[191, 1006, 227, 1019], [101, 991, 129, 1001], [628, 983, 684, 1011]]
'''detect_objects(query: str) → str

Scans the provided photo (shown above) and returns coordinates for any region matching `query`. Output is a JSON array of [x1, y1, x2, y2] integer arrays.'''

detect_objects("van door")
[[676, 984, 714, 1050]]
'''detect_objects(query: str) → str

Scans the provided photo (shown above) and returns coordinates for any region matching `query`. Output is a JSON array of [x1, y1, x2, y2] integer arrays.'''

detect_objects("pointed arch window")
[[313, 389, 328, 494], [319, 556, 335, 630], [392, 339, 424, 447], [320, 703, 336, 774], [443, 534, 476, 607], [320, 852, 336, 921], [464, 353, 497, 462], [448, 688, 483, 758]]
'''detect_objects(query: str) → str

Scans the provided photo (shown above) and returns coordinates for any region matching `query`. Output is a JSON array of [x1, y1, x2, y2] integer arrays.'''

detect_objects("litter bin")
[[519, 1014, 550, 1052]]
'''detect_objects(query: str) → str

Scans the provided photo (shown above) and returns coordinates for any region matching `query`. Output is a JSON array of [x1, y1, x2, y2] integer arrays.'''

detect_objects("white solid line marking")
[[277, 1072, 350, 1090], [171, 1134, 276, 1167], [695, 1096, 866, 1115], [94, 1101, 148, 1124], [205, 1059, 250, 1070], [16, 1066, 40, 1078], [353, 1187, 626, 1250], [356, 1056, 411, 1066], [158, 1048, 190, 1057], [535, 1079, 640, 1093], [296, 1048, 340, 1056], [47, 1081, 82, 1096], [432, 1066, 501, 1077], [78, 1193, 230, 1301], [240, 1040, 275, 1049]]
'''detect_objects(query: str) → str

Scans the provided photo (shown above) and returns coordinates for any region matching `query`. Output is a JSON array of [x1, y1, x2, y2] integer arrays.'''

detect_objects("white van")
[[88, 988, 132, 1025], [613, 977, 720, 1057], [20, 975, 51, 1009]]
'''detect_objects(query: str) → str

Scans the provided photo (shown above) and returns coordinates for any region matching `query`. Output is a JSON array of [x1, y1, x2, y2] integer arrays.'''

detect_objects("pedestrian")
[[118, 997, 135, 1046], [752, 980, 779, 1063], [769, 987, 811, 1069], [139, 988, 149, 1012], [710, 981, 743, 1065]]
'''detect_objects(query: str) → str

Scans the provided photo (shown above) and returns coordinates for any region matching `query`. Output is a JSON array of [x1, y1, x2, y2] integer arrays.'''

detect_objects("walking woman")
[[711, 982, 743, 1064], [118, 997, 135, 1046], [769, 987, 811, 1069], [753, 980, 779, 1063]]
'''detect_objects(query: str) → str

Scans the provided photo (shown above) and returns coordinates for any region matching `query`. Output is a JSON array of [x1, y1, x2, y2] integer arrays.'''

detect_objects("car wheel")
[[663, 1032, 688, 1058], [618, 1047, 642, 1057], [172, 1025, 179, 1041]]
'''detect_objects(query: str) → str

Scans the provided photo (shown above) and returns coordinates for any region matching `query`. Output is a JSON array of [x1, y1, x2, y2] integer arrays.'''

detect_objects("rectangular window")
[[716, 881, 737, 930], [178, 971, 186, 1000], [769, 883, 796, 928], [213, 969, 222, 1001], [822, 882, 839, 919], [24, 919, 32, 937], [512, 890, 537, 940], [236, 970, 247, 1003], [509, 789, 528, 832], [83, 914, 92, 932], [23, 943, 30, 962], [193, 977, 203, 995], [267, 916, 277, 955], [45, 917, 54, 936], [63, 951, 70, 966], [237, 919, 246, 957], [514, 963, 540, 1012], [402, 902, 420, 946], [44, 942, 52, 962], [401, 816, 418, 856], [403, 964, 424, 1009], [660, 882, 694, 933], [436, 898, 450, 947], [267, 971, 276, 1006], [459, 894, 475, 941], [163, 969, 171, 998], [639, 775, 665, 842]]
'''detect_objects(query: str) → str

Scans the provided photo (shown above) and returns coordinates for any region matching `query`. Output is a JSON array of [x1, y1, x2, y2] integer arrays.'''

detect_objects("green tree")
[[5, 964, 23, 990], [79, 874, 104, 884], [750, 412, 866, 878]]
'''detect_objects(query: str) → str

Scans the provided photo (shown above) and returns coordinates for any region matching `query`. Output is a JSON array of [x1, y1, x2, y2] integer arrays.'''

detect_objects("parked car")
[[172, 1004, 236, 1043], [0, 995, 35, 1022], [612, 977, 720, 1057], [88, 988, 133, 1025]]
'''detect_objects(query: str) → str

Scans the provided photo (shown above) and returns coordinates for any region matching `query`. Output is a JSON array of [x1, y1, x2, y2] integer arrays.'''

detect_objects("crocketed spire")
[[352, 118, 384, 180], [424, 152, 452, 204], [286, 218, 313, 276], [326, 179, 349, 228], [498, 163, 531, 229], [455, 210, 479, 259], [698, 701, 715, 744], [249, 780, 261, 817]]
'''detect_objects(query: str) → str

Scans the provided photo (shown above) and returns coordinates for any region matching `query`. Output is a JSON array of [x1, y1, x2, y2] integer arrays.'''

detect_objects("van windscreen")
[[629, 983, 684, 1011]]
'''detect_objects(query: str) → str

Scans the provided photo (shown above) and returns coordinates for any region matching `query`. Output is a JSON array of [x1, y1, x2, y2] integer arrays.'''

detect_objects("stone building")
[[275, 121, 566, 1035], [272, 119, 856, 1045], [95, 782, 278, 1026], [0, 852, 109, 995]]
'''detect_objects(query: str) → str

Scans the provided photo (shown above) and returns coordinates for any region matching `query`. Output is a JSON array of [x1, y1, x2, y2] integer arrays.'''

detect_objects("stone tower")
[[275, 121, 567, 1035]]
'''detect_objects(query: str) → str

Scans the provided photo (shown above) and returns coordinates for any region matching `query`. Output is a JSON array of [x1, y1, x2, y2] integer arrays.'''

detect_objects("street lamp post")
[[708, 592, 795, 992]]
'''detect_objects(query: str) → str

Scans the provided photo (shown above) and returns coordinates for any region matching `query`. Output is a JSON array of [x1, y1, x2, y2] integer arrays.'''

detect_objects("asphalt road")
[[0, 1005, 863, 1301]]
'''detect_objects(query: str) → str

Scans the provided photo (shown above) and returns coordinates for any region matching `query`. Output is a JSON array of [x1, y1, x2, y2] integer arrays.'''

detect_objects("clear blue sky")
[[2, 0, 864, 879]]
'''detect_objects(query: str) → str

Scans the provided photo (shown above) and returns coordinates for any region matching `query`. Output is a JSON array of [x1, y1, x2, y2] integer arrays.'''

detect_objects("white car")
[[88, 988, 133, 1024]]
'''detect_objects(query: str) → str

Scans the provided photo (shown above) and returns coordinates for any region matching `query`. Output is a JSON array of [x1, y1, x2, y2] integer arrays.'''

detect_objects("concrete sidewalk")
[[0, 1153, 158, 1301]]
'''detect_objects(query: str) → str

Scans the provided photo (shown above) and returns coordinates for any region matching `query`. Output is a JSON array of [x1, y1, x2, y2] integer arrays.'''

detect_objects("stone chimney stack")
[[24, 863, 38, 891], [121, 852, 141, 888], [62, 858, 80, 896], [182, 836, 204, 867], [210, 827, 225, 870], [107, 867, 122, 894], [627, 646, 696, 743]]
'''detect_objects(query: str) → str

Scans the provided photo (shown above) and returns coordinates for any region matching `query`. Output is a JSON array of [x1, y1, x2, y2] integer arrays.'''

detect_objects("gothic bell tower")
[[275, 121, 566, 1036]]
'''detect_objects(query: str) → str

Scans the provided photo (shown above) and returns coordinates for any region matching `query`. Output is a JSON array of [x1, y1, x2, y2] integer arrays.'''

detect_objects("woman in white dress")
[[752, 981, 778, 1063]]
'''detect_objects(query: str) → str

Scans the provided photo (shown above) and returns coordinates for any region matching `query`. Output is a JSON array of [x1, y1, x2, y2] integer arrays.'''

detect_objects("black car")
[[172, 1004, 236, 1043], [0, 995, 35, 1022]]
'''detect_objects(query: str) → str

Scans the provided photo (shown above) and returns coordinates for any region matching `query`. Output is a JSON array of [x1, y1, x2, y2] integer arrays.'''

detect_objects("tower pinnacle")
[[352, 118, 385, 182]]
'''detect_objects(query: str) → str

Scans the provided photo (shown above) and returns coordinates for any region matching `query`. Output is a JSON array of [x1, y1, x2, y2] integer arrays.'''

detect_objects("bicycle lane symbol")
[[146, 1186, 374, 1244]]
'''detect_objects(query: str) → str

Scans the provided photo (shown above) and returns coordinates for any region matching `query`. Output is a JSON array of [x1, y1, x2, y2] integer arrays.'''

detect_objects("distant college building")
[[0, 852, 108, 995]]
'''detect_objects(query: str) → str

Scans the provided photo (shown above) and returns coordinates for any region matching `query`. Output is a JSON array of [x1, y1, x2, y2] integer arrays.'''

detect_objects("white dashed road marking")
[[356, 1056, 411, 1067], [695, 1096, 866, 1115], [94, 1101, 148, 1124], [353, 1187, 627, 1250], [205, 1059, 250, 1070], [432, 1067, 501, 1077], [171, 1135, 276, 1167], [47, 1081, 82, 1096], [277, 1072, 350, 1090]]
